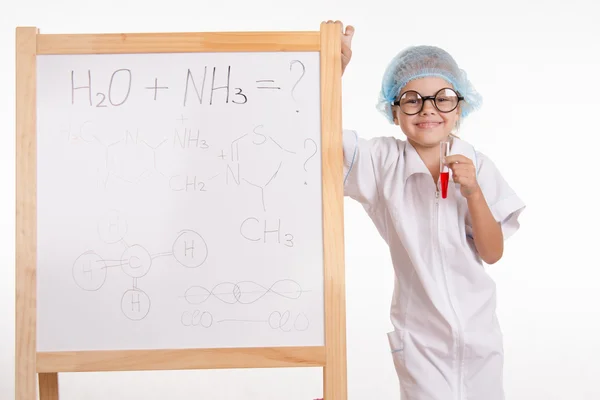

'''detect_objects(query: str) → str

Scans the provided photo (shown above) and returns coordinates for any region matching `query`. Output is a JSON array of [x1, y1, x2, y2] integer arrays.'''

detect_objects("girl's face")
[[392, 77, 461, 149]]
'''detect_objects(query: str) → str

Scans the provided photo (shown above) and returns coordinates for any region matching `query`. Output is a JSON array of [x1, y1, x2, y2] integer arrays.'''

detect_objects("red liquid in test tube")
[[440, 140, 450, 199]]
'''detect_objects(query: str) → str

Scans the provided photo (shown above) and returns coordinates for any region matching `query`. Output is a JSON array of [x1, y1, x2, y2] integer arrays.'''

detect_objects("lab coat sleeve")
[[342, 129, 382, 208], [475, 151, 526, 240]]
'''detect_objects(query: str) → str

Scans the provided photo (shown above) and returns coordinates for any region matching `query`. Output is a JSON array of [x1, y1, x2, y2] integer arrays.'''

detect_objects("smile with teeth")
[[416, 121, 442, 128]]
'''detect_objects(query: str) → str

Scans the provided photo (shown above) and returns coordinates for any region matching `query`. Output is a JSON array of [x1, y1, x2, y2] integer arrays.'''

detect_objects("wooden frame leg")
[[39, 373, 59, 400]]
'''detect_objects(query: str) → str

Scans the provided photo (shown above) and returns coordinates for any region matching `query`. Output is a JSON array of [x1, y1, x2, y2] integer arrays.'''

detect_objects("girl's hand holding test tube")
[[443, 153, 481, 200]]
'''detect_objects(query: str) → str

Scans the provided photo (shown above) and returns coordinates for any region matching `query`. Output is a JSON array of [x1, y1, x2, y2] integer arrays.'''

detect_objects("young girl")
[[335, 22, 525, 400]]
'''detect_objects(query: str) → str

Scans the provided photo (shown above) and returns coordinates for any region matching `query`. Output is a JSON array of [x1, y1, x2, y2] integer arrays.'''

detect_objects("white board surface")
[[36, 51, 324, 352]]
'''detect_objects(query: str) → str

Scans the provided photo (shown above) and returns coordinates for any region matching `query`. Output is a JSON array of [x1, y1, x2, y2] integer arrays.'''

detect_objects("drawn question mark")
[[303, 138, 318, 172], [289, 60, 306, 113]]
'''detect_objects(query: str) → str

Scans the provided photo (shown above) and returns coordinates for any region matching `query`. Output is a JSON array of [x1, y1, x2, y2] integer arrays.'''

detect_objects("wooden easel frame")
[[15, 24, 346, 400]]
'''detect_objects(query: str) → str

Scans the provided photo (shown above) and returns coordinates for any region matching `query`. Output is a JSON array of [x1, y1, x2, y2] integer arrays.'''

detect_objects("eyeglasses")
[[392, 88, 464, 115]]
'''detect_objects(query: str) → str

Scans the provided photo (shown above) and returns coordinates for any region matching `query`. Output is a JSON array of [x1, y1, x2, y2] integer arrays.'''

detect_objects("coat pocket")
[[387, 329, 418, 393], [387, 329, 406, 374]]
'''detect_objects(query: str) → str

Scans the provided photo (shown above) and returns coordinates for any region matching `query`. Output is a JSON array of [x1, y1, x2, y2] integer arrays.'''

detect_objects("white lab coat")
[[343, 130, 525, 400]]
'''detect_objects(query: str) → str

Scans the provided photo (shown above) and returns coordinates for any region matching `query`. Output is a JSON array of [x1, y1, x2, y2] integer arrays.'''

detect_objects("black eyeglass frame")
[[392, 87, 464, 115]]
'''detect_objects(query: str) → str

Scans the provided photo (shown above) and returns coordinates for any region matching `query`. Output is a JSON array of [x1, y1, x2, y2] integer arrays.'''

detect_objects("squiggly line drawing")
[[219, 310, 310, 332], [181, 310, 310, 332], [303, 138, 318, 172], [267, 310, 310, 332], [182, 279, 306, 305]]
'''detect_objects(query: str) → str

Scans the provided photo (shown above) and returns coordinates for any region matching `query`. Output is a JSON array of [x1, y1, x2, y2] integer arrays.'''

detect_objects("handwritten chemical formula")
[[65, 121, 318, 211], [69, 61, 306, 109]]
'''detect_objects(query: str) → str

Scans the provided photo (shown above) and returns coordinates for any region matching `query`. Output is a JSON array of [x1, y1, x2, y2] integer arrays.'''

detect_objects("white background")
[[2, 0, 600, 399]]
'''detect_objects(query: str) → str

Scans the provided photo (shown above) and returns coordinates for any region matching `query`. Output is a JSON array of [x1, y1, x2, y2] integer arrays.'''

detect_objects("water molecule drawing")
[[72, 209, 208, 321]]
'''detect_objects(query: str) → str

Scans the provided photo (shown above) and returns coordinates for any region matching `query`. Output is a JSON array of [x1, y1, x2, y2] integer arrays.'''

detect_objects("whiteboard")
[[36, 51, 324, 352]]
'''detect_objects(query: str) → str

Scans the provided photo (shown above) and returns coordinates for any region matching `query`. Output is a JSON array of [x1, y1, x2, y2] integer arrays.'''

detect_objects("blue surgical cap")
[[376, 45, 483, 124]]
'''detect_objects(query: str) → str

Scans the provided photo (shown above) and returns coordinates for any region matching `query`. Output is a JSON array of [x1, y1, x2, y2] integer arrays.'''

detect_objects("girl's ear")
[[453, 104, 461, 126], [392, 107, 400, 125]]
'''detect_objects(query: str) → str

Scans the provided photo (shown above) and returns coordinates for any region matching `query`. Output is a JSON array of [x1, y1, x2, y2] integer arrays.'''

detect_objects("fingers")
[[442, 153, 481, 198], [344, 25, 355, 40], [342, 42, 352, 58], [444, 154, 470, 165], [446, 155, 475, 183], [450, 167, 476, 194], [322, 20, 354, 74], [452, 169, 475, 183], [343, 25, 354, 59], [450, 163, 474, 175], [323, 20, 354, 40], [444, 155, 474, 176], [453, 174, 471, 185]]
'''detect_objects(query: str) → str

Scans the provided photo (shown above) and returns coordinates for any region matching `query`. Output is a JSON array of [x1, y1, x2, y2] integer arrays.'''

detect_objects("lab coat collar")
[[403, 136, 476, 183], [403, 140, 431, 183]]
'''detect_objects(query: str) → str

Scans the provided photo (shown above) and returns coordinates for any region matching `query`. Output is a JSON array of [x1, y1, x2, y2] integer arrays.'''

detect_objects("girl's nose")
[[420, 99, 437, 114]]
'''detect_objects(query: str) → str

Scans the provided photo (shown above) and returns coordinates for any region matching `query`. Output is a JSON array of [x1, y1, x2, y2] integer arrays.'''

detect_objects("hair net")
[[376, 45, 483, 124]]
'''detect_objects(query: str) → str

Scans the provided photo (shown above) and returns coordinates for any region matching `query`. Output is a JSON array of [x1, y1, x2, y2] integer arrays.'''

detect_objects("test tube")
[[440, 140, 450, 199]]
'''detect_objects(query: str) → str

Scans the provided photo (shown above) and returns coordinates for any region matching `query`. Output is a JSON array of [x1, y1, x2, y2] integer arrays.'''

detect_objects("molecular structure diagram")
[[66, 119, 318, 212], [72, 210, 208, 321]]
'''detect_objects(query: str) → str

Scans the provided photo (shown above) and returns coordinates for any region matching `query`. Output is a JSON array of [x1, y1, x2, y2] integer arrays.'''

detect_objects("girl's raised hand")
[[323, 20, 354, 75]]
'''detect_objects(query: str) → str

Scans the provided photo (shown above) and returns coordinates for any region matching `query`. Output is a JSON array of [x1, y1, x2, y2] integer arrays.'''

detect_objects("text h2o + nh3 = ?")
[[70, 67, 248, 107]]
